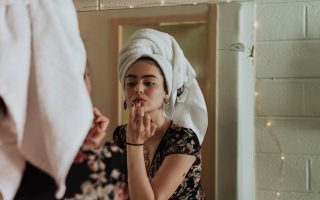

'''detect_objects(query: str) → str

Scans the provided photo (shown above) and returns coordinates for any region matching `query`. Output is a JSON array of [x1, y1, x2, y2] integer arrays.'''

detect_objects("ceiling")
[[73, 0, 247, 11]]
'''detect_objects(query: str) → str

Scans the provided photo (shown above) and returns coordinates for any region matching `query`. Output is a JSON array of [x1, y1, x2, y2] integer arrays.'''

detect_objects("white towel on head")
[[118, 28, 208, 144]]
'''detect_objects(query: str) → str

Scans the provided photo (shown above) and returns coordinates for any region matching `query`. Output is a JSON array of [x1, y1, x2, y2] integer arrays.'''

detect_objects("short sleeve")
[[164, 127, 201, 157]]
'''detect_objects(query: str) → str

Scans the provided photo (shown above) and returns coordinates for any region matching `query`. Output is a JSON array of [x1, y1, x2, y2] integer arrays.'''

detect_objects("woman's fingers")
[[95, 115, 109, 131], [127, 102, 155, 143], [84, 107, 109, 148], [137, 105, 144, 132], [93, 107, 102, 117], [92, 107, 109, 130], [84, 127, 105, 148], [128, 103, 136, 129], [144, 113, 151, 136]]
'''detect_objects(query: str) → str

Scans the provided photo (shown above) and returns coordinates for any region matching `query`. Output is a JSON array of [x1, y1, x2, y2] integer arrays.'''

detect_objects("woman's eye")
[[144, 82, 155, 86], [126, 82, 135, 87]]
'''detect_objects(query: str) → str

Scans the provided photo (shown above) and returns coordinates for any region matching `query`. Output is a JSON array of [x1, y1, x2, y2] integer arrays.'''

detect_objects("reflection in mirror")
[[116, 10, 216, 200], [120, 23, 209, 124], [76, 1, 254, 200]]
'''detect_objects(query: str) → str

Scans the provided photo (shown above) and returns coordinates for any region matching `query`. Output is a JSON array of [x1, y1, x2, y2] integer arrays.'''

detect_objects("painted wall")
[[216, 2, 254, 200], [255, 0, 320, 199]]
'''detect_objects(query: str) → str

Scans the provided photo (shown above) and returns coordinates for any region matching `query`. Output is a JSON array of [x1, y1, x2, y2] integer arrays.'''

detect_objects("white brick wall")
[[255, 41, 320, 78], [255, 0, 320, 199]]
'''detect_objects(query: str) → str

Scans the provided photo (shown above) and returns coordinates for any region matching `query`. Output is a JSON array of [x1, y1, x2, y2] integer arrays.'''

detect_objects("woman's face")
[[124, 59, 168, 113]]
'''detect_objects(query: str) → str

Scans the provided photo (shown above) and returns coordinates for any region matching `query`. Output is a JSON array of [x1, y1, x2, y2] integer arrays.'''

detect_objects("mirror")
[[75, 1, 254, 200]]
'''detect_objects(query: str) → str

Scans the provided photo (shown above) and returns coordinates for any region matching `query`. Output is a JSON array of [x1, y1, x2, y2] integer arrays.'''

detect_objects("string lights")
[[74, 0, 234, 11], [256, 93, 285, 200]]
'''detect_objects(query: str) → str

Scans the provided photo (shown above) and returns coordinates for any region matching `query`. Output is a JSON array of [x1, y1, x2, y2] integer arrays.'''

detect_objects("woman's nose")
[[135, 84, 144, 94]]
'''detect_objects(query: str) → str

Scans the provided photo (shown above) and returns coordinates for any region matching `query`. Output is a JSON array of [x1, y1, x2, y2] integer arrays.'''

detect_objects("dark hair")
[[135, 57, 168, 94], [0, 97, 7, 118]]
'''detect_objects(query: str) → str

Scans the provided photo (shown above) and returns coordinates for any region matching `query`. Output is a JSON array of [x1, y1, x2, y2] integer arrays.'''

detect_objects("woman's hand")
[[83, 107, 109, 148], [127, 103, 157, 144]]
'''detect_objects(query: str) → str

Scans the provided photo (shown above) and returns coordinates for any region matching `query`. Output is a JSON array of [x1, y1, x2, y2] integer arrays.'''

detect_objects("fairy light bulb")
[[160, 0, 165, 5], [267, 121, 272, 127], [256, 90, 285, 200], [129, 5, 134, 8]]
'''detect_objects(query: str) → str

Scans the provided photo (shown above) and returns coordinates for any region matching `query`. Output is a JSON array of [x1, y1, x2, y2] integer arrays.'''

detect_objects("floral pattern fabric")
[[63, 142, 129, 200], [113, 121, 206, 200]]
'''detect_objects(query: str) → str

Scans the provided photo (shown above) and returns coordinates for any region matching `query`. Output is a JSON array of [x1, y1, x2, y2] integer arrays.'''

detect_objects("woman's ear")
[[164, 93, 169, 101]]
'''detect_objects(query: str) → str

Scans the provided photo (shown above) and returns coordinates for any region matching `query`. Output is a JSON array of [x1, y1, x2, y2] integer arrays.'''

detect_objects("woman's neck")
[[144, 110, 169, 141], [149, 111, 168, 130]]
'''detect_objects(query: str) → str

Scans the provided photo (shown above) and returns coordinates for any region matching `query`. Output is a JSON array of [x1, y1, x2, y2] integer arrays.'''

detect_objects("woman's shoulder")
[[113, 124, 127, 150], [162, 121, 201, 156], [113, 124, 127, 133], [168, 122, 200, 145], [113, 124, 127, 137]]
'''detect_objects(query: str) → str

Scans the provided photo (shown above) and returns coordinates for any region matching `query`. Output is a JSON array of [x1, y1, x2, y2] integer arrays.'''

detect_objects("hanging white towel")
[[0, 0, 92, 199]]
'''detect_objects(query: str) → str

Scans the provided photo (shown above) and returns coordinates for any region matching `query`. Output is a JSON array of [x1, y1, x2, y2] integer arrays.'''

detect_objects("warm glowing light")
[[267, 121, 272, 127], [255, 92, 259, 96], [281, 155, 285, 160], [193, 2, 198, 5], [161, 0, 165, 5], [276, 192, 280, 196], [129, 5, 134, 8]]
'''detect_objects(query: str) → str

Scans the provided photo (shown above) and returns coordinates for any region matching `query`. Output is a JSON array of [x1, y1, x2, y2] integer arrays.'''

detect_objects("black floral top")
[[63, 142, 129, 200], [113, 121, 206, 200]]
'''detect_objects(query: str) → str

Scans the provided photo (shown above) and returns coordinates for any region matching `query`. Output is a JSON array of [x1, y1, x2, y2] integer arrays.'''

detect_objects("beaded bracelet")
[[126, 142, 144, 146]]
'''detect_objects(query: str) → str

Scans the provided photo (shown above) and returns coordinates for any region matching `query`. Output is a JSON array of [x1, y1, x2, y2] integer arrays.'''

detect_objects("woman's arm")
[[151, 154, 196, 200], [126, 104, 196, 200], [126, 104, 156, 199], [127, 145, 154, 199], [128, 149, 195, 200]]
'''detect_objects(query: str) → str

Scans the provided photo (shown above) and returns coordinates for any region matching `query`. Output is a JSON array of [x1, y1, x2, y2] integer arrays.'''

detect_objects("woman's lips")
[[132, 98, 146, 105]]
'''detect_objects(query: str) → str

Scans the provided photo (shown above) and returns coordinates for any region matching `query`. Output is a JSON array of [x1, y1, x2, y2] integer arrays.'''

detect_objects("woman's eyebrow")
[[125, 74, 137, 79], [126, 74, 158, 79], [142, 75, 158, 79]]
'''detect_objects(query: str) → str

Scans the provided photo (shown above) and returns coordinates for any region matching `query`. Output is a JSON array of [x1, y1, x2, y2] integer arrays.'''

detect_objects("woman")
[[14, 65, 128, 200], [113, 28, 208, 199], [63, 65, 129, 200]]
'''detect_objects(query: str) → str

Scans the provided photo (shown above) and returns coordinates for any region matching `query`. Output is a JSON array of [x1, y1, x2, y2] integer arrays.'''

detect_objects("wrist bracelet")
[[126, 142, 144, 146]]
